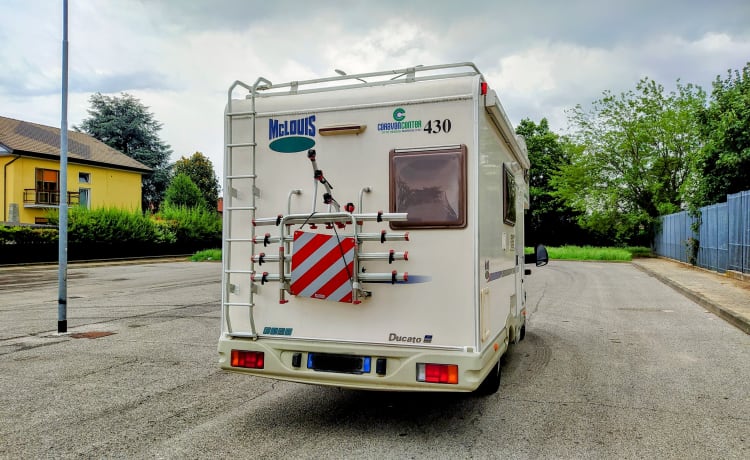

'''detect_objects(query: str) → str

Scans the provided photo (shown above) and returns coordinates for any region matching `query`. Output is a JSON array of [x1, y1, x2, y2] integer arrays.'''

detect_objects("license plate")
[[307, 353, 371, 374]]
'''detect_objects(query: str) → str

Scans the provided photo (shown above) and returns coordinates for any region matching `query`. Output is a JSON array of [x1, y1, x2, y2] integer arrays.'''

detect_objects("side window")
[[389, 145, 467, 229], [503, 164, 516, 226]]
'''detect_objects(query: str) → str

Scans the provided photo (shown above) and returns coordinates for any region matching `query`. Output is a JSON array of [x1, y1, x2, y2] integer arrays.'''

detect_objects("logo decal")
[[378, 108, 422, 133], [388, 333, 433, 343], [263, 326, 293, 336], [269, 115, 316, 153]]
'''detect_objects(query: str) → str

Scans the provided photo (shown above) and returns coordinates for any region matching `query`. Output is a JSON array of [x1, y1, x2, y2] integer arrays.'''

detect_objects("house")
[[0, 116, 151, 225]]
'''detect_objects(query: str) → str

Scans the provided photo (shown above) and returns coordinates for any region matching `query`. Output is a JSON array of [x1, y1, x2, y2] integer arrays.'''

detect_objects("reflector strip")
[[291, 231, 355, 302]]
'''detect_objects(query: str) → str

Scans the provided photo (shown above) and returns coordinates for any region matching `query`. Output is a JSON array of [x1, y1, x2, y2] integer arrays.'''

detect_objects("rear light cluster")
[[417, 363, 458, 384], [231, 350, 264, 369], [230, 350, 459, 385]]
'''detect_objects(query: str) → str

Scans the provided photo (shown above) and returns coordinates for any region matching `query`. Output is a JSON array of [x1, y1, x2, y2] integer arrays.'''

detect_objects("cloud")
[[322, 19, 442, 74], [2, 0, 749, 184]]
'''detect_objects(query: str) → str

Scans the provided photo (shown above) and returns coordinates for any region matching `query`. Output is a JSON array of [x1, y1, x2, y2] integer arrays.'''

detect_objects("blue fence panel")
[[728, 191, 750, 274], [655, 189, 748, 274], [697, 203, 727, 273], [718, 202, 729, 271], [655, 210, 695, 263]]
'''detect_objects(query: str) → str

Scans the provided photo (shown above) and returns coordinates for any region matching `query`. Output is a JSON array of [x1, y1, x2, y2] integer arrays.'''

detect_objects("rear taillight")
[[416, 363, 458, 384], [231, 350, 264, 369]]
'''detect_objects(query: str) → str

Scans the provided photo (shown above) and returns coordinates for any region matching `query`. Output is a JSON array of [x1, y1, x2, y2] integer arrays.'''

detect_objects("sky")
[[1, 0, 748, 188]]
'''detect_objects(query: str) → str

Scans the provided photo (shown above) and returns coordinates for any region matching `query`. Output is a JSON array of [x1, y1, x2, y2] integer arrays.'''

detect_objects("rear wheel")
[[475, 359, 501, 395]]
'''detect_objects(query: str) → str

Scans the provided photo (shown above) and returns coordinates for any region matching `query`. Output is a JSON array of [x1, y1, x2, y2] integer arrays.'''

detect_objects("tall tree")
[[691, 63, 750, 207], [516, 118, 591, 245], [163, 174, 206, 209], [553, 78, 705, 244], [76, 93, 173, 211], [173, 152, 220, 209]]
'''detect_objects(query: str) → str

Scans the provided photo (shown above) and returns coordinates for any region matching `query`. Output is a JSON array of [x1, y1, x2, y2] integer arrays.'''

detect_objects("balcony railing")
[[23, 189, 80, 206]]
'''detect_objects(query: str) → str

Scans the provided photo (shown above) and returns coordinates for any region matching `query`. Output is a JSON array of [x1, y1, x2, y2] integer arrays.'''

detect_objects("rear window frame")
[[388, 144, 467, 230]]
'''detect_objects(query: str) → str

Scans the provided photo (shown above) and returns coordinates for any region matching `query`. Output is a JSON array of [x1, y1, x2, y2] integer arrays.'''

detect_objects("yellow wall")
[[1, 156, 143, 224]]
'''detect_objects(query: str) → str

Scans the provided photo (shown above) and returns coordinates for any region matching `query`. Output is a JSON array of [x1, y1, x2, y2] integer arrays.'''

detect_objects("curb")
[[0, 256, 191, 272], [633, 263, 750, 335]]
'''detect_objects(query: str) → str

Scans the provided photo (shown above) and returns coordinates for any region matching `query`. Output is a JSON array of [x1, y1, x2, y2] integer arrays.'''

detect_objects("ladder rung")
[[225, 269, 254, 274], [226, 174, 257, 179], [226, 238, 254, 242], [227, 142, 257, 148], [224, 302, 254, 307], [226, 206, 257, 211]]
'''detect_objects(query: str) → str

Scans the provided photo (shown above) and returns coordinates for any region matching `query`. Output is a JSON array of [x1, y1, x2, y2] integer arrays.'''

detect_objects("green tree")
[[691, 63, 750, 207], [163, 174, 206, 209], [173, 152, 220, 209], [553, 78, 705, 244], [516, 118, 591, 245], [76, 93, 173, 211]]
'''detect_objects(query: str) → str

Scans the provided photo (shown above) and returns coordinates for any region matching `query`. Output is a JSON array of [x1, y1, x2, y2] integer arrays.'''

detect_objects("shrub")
[[69, 207, 164, 244], [0, 226, 58, 244], [44, 207, 170, 244], [158, 204, 221, 243], [163, 173, 207, 209]]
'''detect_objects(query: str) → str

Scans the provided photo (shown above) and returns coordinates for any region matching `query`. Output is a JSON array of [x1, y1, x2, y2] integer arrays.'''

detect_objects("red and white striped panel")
[[290, 230, 355, 302]]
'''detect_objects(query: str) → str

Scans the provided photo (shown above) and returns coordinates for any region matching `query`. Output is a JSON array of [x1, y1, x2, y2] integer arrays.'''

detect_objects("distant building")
[[0, 116, 151, 225]]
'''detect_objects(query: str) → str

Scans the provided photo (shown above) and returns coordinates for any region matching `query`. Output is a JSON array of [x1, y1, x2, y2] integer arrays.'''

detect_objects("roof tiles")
[[0, 115, 151, 172]]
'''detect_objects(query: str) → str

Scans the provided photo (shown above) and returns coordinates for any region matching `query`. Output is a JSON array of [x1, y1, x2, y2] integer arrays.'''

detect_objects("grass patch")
[[527, 246, 653, 261], [191, 249, 222, 262]]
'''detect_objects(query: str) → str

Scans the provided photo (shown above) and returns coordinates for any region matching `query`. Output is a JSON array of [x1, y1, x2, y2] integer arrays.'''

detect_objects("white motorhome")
[[218, 63, 547, 394]]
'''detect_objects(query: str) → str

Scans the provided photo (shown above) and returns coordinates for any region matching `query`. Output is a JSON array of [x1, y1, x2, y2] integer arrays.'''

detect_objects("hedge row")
[[0, 207, 222, 263]]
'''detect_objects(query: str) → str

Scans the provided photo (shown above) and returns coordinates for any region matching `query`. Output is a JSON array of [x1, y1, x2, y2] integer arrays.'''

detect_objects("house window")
[[79, 188, 91, 209], [389, 145, 467, 229], [79, 172, 91, 183], [35, 168, 59, 205]]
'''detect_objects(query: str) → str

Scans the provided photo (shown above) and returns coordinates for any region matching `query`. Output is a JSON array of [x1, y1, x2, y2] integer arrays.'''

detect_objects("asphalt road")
[[0, 260, 748, 459]]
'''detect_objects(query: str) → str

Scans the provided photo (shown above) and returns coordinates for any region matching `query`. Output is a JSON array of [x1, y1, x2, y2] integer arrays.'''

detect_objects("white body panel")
[[219, 64, 530, 392]]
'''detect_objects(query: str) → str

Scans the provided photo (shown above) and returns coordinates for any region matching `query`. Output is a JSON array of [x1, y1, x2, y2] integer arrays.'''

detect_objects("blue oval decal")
[[270, 137, 315, 153]]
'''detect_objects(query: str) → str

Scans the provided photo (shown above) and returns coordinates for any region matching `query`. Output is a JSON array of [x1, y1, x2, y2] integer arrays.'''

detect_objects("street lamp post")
[[58, 0, 69, 334]]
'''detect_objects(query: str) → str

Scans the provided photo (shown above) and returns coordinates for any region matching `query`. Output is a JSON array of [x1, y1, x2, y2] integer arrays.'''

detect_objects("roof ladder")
[[222, 77, 270, 338]]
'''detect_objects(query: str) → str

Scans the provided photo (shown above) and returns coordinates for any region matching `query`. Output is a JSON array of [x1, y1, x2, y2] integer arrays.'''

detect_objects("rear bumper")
[[218, 335, 507, 392]]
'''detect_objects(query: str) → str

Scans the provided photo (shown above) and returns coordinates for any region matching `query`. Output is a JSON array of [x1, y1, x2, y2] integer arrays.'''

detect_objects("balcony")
[[23, 189, 80, 208]]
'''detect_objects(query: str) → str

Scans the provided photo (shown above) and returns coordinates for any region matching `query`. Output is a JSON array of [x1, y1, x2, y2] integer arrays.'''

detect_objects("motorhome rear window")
[[389, 145, 467, 229]]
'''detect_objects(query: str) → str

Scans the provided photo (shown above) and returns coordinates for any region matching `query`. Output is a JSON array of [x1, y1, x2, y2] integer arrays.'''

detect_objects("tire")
[[519, 323, 526, 341], [475, 358, 501, 395]]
